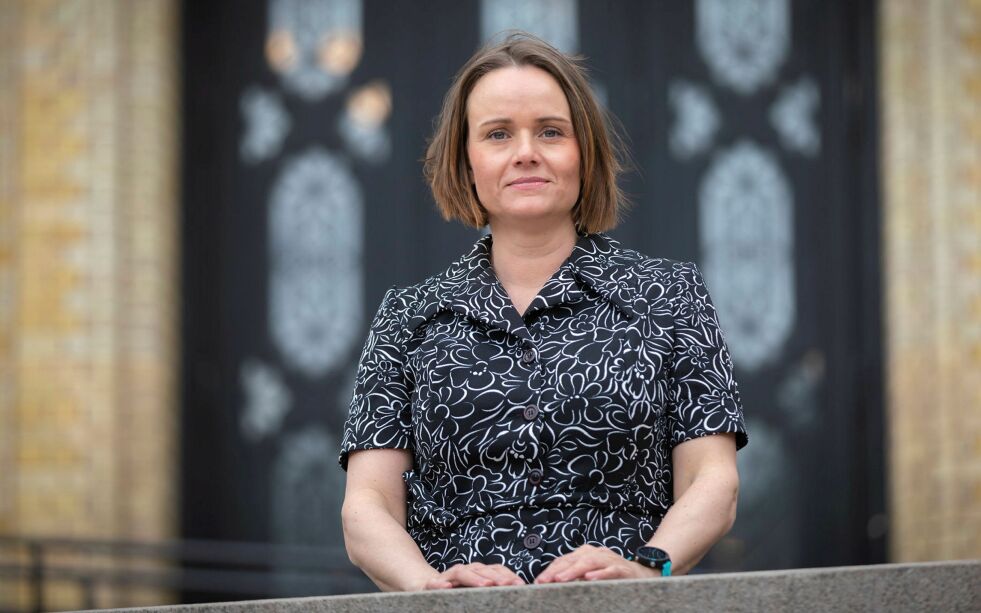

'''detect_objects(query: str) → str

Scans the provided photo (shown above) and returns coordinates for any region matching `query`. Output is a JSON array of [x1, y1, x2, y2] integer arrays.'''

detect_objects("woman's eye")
[[488, 130, 508, 140], [542, 128, 561, 138]]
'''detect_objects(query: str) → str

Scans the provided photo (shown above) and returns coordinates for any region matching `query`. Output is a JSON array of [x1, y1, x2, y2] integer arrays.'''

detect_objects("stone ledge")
[[99, 560, 979, 613]]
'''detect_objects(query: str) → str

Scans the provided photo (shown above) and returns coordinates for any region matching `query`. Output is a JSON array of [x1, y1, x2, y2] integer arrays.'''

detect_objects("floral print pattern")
[[339, 231, 747, 583]]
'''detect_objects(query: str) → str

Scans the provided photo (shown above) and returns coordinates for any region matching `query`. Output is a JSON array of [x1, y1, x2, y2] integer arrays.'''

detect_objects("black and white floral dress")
[[339, 231, 747, 583]]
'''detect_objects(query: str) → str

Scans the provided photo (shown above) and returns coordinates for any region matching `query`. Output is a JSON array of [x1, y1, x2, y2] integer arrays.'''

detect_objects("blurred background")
[[0, 0, 978, 610]]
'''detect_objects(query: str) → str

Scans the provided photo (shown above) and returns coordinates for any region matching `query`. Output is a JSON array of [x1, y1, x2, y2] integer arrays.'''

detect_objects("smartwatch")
[[626, 546, 672, 577]]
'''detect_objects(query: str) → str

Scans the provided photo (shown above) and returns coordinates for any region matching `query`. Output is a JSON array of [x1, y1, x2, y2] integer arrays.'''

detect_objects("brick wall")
[[881, 0, 981, 562], [0, 0, 179, 608]]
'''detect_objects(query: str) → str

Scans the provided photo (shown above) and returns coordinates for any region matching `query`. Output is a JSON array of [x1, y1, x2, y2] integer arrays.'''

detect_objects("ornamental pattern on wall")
[[666, 1, 824, 549], [696, 0, 789, 96], [267, 0, 363, 101], [480, 0, 579, 52], [669, 0, 822, 374], [234, 0, 395, 550], [699, 141, 795, 372], [269, 148, 364, 378]]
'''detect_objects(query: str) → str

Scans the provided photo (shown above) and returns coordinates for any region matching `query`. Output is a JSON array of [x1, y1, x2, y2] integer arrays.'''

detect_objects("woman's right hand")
[[344, 449, 525, 592], [420, 562, 525, 589]]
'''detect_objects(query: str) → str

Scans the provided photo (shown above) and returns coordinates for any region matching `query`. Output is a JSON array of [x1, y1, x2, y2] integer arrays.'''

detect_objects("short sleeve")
[[338, 286, 414, 470], [666, 262, 748, 450]]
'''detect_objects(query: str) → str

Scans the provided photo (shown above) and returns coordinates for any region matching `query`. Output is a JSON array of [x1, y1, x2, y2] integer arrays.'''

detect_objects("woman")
[[339, 32, 747, 590]]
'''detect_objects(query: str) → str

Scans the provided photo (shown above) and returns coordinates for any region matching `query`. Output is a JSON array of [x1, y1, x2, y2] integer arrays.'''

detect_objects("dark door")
[[181, 0, 883, 592]]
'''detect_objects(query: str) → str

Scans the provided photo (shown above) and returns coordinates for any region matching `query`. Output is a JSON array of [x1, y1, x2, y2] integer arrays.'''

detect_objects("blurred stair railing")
[[0, 535, 371, 612]]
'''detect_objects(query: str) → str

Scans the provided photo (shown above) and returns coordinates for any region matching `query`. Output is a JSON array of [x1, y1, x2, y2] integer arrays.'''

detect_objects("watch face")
[[638, 546, 670, 564]]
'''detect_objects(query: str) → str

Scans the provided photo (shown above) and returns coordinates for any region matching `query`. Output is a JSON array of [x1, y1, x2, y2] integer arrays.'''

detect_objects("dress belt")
[[402, 470, 667, 536], [403, 470, 459, 534]]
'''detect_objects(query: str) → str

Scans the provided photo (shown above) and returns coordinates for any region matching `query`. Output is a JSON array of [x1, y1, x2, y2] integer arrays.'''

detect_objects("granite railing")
[[99, 559, 978, 612]]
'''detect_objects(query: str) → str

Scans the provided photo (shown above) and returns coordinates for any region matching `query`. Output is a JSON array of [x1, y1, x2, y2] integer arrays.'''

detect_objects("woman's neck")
[[487, 218, 579, 291]]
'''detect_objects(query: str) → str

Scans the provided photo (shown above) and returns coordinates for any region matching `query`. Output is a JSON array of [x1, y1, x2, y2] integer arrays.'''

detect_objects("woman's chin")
[[488, 204, 575, 227]]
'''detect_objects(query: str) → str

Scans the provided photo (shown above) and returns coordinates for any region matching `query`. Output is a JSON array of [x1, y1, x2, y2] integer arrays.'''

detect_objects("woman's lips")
[[508, 177, 549, 189]]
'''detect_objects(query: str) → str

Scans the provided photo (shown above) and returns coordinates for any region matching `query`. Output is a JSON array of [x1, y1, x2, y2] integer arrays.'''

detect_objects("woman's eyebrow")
[[536, 115, 572, 125], [477, 116, 572, 127], [478, 117, 511, 127]]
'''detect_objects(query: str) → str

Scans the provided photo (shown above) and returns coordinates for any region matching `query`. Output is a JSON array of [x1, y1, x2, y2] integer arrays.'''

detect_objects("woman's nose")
[[513, 133, 540, 165]]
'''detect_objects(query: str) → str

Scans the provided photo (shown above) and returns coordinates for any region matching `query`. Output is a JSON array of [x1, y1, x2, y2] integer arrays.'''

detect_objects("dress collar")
[[407, 231, 636, 340]]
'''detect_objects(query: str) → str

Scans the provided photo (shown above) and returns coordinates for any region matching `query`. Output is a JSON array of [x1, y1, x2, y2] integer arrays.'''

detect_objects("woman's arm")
[[644, 432, 739, 575], [342, 448, 525, 590], [534, 432, 738, 583], [342, 448, 439, 591]]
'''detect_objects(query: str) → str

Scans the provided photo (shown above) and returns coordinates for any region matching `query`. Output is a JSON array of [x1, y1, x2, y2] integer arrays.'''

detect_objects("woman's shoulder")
[[380, 233, 492, 322], [595, 236, 712, 311], [601, 234, 695, 283], [613, 245, 678, 273], [376, 275, 440, 318], [372, 264, 456, 334]]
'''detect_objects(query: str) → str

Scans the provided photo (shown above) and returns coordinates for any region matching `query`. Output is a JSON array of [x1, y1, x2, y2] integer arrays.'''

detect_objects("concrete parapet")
[[97, 560, 979, 612]]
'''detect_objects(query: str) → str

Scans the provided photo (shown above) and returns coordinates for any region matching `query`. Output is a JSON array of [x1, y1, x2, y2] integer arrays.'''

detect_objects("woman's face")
[[466, 65, 581, 228]]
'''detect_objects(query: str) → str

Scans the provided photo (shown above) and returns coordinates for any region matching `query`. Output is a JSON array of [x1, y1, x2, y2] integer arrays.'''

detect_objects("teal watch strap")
[[626, 550, 672, 577]]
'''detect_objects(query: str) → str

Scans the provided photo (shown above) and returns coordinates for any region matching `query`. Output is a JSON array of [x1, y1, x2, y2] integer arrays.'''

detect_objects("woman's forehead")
[[467, 66, 571, 118]]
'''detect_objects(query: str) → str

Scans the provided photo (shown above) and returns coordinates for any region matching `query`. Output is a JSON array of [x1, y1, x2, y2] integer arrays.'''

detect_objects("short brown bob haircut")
[[424, 31, 628, 233]]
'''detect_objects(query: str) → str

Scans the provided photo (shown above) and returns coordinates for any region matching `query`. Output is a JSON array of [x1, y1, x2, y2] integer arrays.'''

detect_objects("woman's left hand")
[[533, 544, 660, 583]]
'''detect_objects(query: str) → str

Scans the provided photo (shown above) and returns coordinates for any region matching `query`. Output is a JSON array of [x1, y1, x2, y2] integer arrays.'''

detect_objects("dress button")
[[521, 348, 537, 364], [522, 404, 539, 421], [528, 469, 543, 485], [522, 533, 542, 549]]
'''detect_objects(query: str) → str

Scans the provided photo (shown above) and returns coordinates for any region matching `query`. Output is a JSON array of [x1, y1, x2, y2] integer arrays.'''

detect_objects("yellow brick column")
[[881, 0, 981, 562], [0, 0, 179, 609], [113, 0, 180, 548], [0, 0, 22, 553]]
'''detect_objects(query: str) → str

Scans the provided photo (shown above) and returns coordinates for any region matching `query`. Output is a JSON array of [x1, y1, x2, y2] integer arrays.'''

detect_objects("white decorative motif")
[[240, 86, 291, 164], [266, 0, 363, 101], [338, 115, 391, 164], [480, 0, 579, 52], [338, 81, 393, 164], [240, 358, 292, 441], [270, 148, 363, 377], [668, 80, 720, 159], [699, 141, 795, 371], [696, 0, 789, 95], [770, 76, 821, 156], [272, 427, 345, 545]]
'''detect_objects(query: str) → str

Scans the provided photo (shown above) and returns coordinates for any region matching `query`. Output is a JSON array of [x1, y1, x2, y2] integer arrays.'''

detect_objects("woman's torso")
[[399, 232, 680, 580]]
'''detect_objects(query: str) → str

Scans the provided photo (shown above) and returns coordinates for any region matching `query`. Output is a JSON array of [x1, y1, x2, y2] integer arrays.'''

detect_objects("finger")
[[535, 554, 580, 583], [552, 557, 609, 582], [538, 562, 581, 582], [583, 566, 624, 581], [441, 566, 483, 588], [451, 566, 497, 588], [424, 577, 454, 590], [469, 564, 513, 586], [445, 563, 521, 588], [535, 545, 603, 583], [485, 564, 524, 585]]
